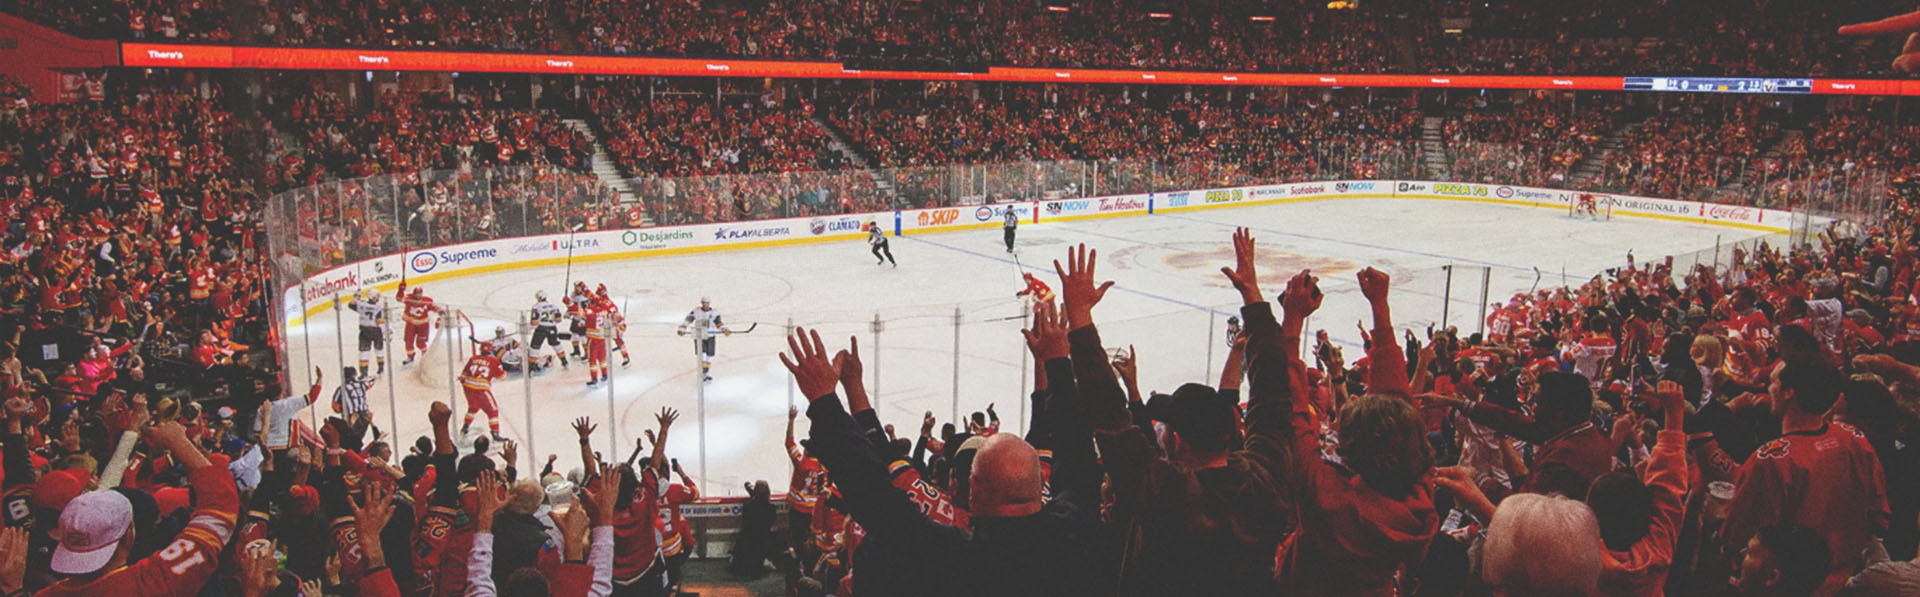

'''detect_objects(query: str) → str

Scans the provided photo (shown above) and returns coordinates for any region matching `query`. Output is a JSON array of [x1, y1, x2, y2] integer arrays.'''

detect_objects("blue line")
[[1157, 212, 1537, 272]]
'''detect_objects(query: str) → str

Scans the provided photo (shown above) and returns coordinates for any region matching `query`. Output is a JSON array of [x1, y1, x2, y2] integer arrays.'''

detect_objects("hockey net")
[[408, 307, 474, 392], [1569, 193, 1613, 220]]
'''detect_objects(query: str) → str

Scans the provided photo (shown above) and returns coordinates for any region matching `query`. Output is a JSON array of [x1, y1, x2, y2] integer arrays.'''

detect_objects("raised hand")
[[1839, 9, 1920, 72], [1023, 302, 1070, 361], [501, 439, 518, 467], [921, 411, 936, 436], [1357, 267, 1391, 304], [474, 468, 504, 531], [583, 463, 619, 526], [1220, 227, 1262, 304], [572, 416, 597, 439], [1111, 345, 1138, 385], [0, 526, 24, 595], [1054, 244, 1115, 329], [779, 327, 843, 401], [655, 407, 679, 432], [428, 401, 452, 428], [1280, 270, 1323, 317], [833, 336, 864, 388], [238, 539, 281, 597]]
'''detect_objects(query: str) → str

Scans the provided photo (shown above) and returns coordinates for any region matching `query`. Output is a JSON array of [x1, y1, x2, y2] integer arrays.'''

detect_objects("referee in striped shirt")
[[332, 366, 376, 427]]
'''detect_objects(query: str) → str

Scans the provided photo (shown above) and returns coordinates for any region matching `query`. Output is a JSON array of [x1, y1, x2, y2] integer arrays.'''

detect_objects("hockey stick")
[[728, 322, 760, 335]]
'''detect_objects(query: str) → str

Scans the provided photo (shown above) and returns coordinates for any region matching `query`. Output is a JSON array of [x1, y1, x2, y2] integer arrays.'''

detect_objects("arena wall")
[[283, 180, 1813, 327]]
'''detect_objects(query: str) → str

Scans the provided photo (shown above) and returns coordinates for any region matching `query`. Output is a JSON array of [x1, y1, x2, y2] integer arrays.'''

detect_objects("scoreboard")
[[1624, 77, 1814, 94]]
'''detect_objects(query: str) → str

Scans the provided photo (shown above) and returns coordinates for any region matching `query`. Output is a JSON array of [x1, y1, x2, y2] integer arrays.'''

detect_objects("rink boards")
[[284, 179, 1810, 327]]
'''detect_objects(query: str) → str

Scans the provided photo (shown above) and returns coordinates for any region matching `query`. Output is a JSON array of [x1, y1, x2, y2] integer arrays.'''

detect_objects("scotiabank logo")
[[1704, 205, 1757, 222], [1289, 184, 1326, 196], [918, 209, 960, 227], [146, 50, 185, 60], [304, 271, 358, 302]]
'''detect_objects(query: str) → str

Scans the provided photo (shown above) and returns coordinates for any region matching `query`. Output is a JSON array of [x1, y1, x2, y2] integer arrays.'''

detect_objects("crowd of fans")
[[262, 77, 621, 269], [1445, 95, 1625, 186], [759, 222, 1920, 595], [0, 71, 276, 402], [1594, 96, 1787, 201], [6, 0, 1916, 77]]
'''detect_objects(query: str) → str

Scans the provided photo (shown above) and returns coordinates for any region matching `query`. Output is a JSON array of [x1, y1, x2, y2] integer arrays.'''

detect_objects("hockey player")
[[530, 291, 569, 370], [399, 283, 436, 365], [459, 346, 508, 441], [1016, 272, 1054, 311], [597, 284, 632, 367], [347, 289, 389, 374], [868, 222, 896, 266], [679, 297, 731, 382], [583, 297, 613, 386], [567, 281, 593, 358]]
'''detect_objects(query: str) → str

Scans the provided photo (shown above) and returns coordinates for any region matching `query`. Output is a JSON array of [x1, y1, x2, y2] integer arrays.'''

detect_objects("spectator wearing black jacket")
[[782, 312, 1104, 597]]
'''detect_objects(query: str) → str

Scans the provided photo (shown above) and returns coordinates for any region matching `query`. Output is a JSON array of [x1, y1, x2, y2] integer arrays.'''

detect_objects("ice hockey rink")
[[284, 197, 1784, 496]]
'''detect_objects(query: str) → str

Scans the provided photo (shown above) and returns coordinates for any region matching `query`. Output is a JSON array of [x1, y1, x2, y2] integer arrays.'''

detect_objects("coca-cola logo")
[[1704, 205, 1757, 222]]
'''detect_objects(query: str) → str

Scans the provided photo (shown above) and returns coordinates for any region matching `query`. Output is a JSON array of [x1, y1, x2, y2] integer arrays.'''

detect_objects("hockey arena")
[[281, 184, 1797, 494]]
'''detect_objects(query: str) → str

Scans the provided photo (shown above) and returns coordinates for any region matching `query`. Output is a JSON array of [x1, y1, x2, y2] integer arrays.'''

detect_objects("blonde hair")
[[1484, 493, 1602, 596], [1691, 334, 1726, 369]]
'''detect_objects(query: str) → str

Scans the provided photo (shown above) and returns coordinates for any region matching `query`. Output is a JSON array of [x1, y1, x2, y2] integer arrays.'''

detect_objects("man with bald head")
[[779, 305, 1103, 596], [491, 479, 556, 588]]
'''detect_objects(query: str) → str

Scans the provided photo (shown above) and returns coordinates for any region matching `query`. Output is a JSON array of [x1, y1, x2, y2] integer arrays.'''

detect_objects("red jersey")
[[659, 481, 699, 558], [38, 458, 238, 597], [1722, 422, 1888, 595], [459, 355, 505, 391], [403, 294, 436, 326], [888, 460, 969, 530], [584, 308, 609, 340], [327, 515, 369, 584], [410, 504, 460, 594], [613, 468, 663, 583], [786, 437, 824, 514], [1018, 277, 1055, 304], [189, 267, 214, 300]]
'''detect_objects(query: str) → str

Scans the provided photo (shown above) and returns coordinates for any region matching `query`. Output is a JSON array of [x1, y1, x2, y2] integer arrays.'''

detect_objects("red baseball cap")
[[31, 469, 88, 512]]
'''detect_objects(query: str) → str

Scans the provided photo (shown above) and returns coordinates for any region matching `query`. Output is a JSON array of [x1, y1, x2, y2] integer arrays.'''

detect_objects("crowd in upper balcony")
[[4, 0, 1914, 76]]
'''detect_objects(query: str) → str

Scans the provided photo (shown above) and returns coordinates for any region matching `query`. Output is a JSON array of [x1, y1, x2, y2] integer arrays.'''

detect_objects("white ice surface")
[[281, 198, 1777, 496]]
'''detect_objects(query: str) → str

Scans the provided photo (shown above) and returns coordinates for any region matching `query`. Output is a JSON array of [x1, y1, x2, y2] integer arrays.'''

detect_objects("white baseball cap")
[[51, 490, 134, 574]]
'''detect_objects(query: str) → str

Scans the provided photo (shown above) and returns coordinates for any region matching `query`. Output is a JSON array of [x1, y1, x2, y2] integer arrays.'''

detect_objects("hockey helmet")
[[536, 290, 548, 302], [411, 286, 423, 297]]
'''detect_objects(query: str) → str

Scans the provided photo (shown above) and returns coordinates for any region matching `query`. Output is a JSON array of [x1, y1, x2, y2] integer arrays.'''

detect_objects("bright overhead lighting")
[[1249, 15, 1276, 21]]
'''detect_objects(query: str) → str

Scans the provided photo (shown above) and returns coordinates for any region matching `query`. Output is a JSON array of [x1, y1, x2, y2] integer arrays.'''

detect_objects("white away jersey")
[[684, 307, 725, 334], [533, 300, 566, 328], [1565, 336, 1618, 385], [351, 298, 385, 328]]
